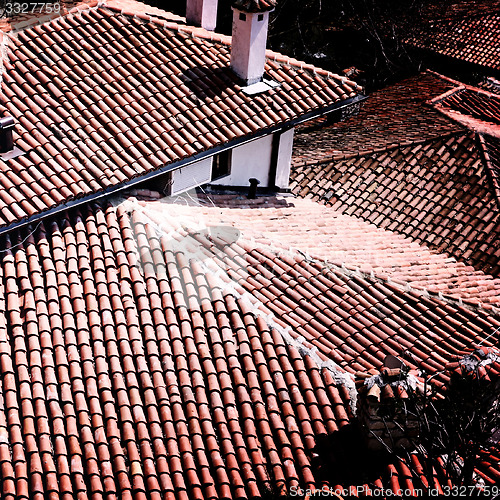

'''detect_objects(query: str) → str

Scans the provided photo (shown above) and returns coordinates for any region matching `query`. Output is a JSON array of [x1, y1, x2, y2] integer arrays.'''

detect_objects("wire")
[[0, 221, 44, 254], [477, 324, 500, 348]]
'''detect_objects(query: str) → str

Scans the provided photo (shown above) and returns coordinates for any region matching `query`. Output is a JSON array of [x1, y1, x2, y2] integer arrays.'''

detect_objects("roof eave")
[[0, 94, 366, 238]]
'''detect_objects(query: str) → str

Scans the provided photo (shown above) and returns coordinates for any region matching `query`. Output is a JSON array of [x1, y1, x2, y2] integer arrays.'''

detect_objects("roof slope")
[[0, 3, 360, 231], [420, 0, 500, 21], [428, 83, 500, 206], [146, 192, 500, 308], [292, 72, 500, 279], [0, 0, 184, 32], [0, 194, 498, 499], [293, 72, 461, 166], [406, 11, 500, 72], [292, 131, 500, 277], [481, 134, 500, 202]]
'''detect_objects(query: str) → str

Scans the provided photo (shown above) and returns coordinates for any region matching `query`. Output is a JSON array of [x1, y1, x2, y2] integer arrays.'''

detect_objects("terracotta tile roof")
[[428, 84, 500, 210], [430, 84, 500, 138], [291, 130, 500, 277], [0, 2, 361, 232], [420, 0, 500, 21], [0, 0, 92, 33], [406, 11, 500, 72], [478, 76, 500, 94], [118, 194, 500, 383], [291, 71, 500, 279], [145, 192, 500, 308], [0, 194, 498, 498], [293, 72, 461, 166]]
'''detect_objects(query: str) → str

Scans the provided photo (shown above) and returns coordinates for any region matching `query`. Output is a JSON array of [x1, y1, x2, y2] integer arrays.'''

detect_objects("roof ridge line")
[[320, 257, 500, 316], [477, 133, 500, 212], [427, 85, 466, 105], [432, 103, 500, 139], [98, 5, 360, 87], [425, 69, 468, 88], [294, 129, 468, 167], [334, 257, 500, 310], [428, 75, 500, 104], [101, 0, 185, 23]]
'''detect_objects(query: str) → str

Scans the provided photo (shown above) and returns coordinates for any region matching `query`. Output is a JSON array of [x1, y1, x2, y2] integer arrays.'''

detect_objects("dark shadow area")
[[312, 422, 393, 488], [180, 65, 241, 101]]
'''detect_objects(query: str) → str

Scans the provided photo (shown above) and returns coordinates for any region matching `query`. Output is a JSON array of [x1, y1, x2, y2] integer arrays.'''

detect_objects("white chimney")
[[230, 0, 276, 86], [186, 0, 218, 31]]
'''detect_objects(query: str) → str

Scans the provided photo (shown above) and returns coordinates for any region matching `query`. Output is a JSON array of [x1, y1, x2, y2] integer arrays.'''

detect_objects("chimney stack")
[[186, 0, 218, 31], [0, 116, 14, 154], [356, 360, 425, 451], [230, 0, 276, 86]]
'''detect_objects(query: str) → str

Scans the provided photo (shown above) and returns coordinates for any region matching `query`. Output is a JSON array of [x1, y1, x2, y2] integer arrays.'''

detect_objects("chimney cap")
[[231, 0, 276, 13], [0, 116, 15, 129]]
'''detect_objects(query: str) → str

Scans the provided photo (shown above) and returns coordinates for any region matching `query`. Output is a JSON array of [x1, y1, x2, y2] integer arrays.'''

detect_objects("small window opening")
[[212, 151, 231, 181], [239, 12, 246, 21], [258, 14, 264, 21]]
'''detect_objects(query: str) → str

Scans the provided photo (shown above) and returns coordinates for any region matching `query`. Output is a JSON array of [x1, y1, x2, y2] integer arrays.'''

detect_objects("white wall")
[[274, 128, 294, 189], [171, 157, 213, 194], [210, 135, 273, 187]]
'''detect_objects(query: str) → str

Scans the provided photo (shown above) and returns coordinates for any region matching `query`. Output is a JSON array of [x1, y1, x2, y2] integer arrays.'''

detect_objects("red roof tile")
[[406, 11, 500, 71], [480, 134, 500, 205], [0, 0, 184, 33], [0, 194, 498, 498], [0, 3, 361, 232], [291, 72, 500, 279], [426, 82, 500, 210], [420, 1, 500, 21]]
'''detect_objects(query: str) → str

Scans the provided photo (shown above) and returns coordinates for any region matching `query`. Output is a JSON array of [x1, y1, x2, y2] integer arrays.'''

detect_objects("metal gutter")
[[0, 93, 367, 238]]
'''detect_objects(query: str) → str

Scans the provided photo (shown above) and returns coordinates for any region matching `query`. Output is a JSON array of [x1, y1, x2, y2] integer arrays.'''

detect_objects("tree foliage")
[[157, 0, 448, 89], [377, 366, 500, 490]]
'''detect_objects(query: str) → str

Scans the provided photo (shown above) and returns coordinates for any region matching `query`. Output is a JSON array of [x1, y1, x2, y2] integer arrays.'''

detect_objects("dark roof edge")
[[0, 94, 365, 239]]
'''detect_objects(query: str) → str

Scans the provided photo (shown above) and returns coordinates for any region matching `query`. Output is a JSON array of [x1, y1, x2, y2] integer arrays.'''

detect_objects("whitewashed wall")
[[274, 128, 294, 189], [210, 135, 273, 187]]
